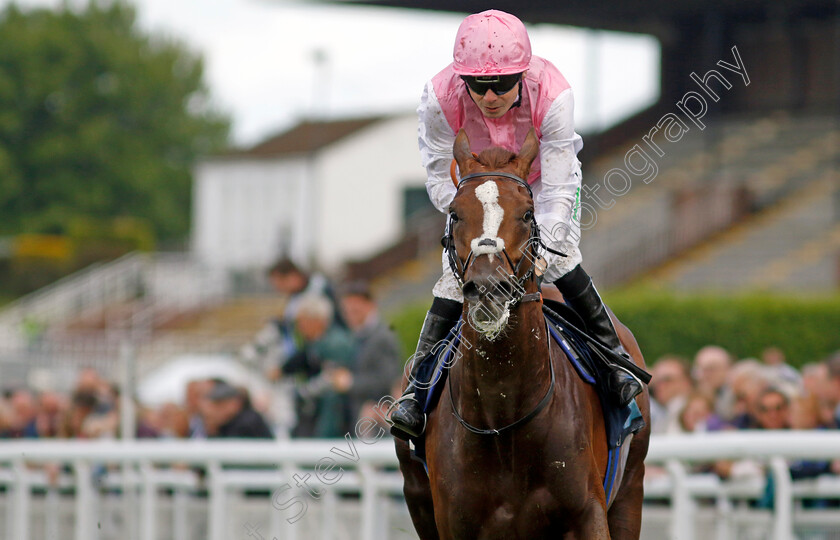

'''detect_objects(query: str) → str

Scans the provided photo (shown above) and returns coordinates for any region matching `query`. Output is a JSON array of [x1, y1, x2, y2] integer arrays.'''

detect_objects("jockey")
[[389, 10, 644, 440]]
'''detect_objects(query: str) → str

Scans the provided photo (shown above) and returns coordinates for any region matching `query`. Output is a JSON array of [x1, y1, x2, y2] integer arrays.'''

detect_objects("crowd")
[[648, 344, 840, 482], [0, 258, 404, 442], [2, 258, 839, 480]]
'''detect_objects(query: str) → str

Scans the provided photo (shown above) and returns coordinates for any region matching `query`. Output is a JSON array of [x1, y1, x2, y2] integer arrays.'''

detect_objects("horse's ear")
[[453, 129, 475, 176], [516, 128, 539, 177]]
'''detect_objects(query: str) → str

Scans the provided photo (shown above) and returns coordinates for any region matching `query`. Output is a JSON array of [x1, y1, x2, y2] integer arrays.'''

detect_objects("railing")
[[3, 433, 840, 540]]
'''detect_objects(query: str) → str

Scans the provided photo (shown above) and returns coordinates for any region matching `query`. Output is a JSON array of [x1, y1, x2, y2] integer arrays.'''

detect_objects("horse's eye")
[[523, 210, 534, 221], [449, 211, 459, 223]]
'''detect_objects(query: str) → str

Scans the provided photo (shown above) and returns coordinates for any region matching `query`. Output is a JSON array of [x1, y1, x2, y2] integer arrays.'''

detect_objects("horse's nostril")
[[497, 279, 514, 298], [478, 238, 496, 247], [462, 281, 481, 301]]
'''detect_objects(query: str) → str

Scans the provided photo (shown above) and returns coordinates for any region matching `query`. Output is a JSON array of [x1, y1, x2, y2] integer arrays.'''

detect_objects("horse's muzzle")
[[462, 276, 517, 304]]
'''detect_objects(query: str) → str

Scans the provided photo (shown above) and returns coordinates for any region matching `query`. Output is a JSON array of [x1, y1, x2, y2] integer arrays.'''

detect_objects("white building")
[[192, 113, 430, 274]]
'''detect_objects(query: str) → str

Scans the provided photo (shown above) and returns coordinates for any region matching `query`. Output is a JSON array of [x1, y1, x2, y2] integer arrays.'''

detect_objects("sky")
[[2, 0, 661, 145]]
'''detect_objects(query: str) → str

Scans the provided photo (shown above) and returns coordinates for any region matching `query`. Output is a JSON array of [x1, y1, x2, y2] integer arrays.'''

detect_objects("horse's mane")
[[476, 147, 516, 170]]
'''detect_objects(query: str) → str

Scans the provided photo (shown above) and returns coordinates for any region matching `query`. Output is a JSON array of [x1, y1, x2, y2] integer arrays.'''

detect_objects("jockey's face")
[[467, 82, 520, 119]]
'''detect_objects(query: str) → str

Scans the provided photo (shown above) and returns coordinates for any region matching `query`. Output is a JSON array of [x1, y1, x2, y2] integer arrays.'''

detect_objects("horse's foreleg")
[[564, 496, 611, 540], [606, 461, 645, 540], [395, 438, 440, 540]]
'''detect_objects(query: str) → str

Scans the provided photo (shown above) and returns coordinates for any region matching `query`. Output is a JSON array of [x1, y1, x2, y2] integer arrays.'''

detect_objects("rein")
[[448, 320, 556, 436], [443, 170, 564, 435]]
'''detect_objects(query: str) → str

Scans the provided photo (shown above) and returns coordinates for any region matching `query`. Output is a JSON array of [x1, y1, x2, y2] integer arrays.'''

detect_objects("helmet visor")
[[460, 73, 522, 96]]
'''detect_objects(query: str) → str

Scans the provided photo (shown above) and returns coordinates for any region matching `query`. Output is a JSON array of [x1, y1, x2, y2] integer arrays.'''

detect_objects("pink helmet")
[[453, 10, 532, 76]]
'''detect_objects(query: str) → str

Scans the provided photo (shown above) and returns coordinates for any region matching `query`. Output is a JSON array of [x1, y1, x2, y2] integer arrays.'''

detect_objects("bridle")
[[442, 170, 567, 436], [441, 171, 567, 306]]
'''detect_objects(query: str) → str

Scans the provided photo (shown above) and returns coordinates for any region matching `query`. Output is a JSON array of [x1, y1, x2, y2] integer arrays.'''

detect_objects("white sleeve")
[[417, 81, 457, 214], [535, 88, 584, 252]]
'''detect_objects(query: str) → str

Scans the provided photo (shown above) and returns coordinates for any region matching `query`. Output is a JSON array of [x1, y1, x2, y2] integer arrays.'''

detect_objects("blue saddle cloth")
[[409, 302, 644, 483]]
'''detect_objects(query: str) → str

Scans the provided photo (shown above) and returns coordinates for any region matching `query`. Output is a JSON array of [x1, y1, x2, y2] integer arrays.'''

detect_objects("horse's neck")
[[455, 301, 551, 425]]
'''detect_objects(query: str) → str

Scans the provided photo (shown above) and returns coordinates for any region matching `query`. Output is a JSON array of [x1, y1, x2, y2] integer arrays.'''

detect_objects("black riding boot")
[[389, 298, 462, 441], [555, 265, 643, 408]]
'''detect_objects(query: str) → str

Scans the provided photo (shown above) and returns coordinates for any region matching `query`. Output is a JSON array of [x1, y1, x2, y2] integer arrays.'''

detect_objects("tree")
[[0, 1, 230, 240]]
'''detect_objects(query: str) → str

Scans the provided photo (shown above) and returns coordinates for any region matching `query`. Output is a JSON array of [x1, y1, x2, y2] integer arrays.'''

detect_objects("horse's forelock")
[[476, 147, 516, 170]]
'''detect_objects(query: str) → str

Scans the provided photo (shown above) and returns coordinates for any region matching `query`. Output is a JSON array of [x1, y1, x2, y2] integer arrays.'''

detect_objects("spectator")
[[753, 387, 791, 430], [650, 356, 693, 434], [280, 294, 356, 438], [692, 345, 732, 418], [825, 352, 840, 427], [7, 389, 39, 438], [35, 390, 66, 438], [790, 394, 823, 430], [761, 346, 802, 389], [242, 259, 345, 434], [59, 389, 99, 438], [723, 359, 769, 428], [336, 282, 403, 423], [203, 381, 273, 439], [185, 379, 213, 438], [678, 392, 716, 433], [800, 363, 837, 428]]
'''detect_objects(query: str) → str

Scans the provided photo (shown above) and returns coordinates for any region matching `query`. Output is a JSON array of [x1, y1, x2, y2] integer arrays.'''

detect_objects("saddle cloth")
[[409, 299, 645, 507]]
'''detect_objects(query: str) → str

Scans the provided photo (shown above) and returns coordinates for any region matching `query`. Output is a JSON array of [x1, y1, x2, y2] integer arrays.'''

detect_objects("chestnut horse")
[[394, 129, 651, 539]]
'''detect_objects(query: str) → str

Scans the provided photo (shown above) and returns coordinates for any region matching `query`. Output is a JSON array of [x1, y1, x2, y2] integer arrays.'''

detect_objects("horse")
[[394, 128, 651, 540]]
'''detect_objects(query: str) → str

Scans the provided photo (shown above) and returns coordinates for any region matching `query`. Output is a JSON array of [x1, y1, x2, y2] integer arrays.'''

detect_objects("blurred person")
[[0, 399, 15, 438], [242, 259, 344, 434], [753, 387, 791, 430], [79, 382, 119, 439], [59, 389, 98, 438], [692, 345, 732, 417], [334, 282, 402, 422], [278, 294, 355, 438], [801, 363, 837, 427], [825, 351, 840, 427], [6, 389, 39, 438], [753, 387, 832, 500], [790, 393, 823, 430], [761, 346, 802, 389], [723, 359, 770, 428], [649, 356, 693, 434], [678, 392, 717, 433], [203, 381, 273, 439], [185, 379, 213, 438], [35, 390, 66, 438]]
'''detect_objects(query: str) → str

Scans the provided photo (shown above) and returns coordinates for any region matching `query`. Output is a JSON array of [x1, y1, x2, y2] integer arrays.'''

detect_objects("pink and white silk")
[[418, 56, 584, 300]]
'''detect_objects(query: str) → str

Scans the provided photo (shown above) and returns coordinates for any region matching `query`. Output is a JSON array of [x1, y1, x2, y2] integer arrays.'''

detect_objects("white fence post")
[[667, 459, 694, 540], [74, 460, 93, 540], [770, 456, 794, 540], [207, 461, 226, 540], [140, 461, 156, 540], [12, 459, 29, 540]]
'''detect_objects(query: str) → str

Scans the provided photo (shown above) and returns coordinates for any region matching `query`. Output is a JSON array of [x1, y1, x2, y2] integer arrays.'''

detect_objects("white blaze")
[[471, 181, 505, 256]]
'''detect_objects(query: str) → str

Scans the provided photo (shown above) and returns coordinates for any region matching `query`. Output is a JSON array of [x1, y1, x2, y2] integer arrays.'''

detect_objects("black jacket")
[[216, 407, 274, 439]]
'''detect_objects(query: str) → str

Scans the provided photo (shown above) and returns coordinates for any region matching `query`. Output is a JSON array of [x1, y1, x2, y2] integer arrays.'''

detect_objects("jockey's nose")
[[483, 89, 499, 102]]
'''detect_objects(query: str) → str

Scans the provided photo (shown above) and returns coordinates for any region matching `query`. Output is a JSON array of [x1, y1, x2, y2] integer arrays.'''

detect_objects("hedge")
[[385, 290, 840, 369]]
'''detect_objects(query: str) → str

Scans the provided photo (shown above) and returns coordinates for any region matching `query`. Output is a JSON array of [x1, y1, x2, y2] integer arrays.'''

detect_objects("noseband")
[[441, 171, 566, 305]]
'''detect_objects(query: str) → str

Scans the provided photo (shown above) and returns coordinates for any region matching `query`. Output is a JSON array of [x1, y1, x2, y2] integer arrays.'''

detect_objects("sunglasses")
[[461, 74, 522, 96], [758, 403, 788, 413]]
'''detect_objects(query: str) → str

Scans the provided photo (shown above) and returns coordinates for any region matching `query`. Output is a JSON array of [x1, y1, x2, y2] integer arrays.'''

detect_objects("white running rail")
[[1, 433, 840, 540]]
